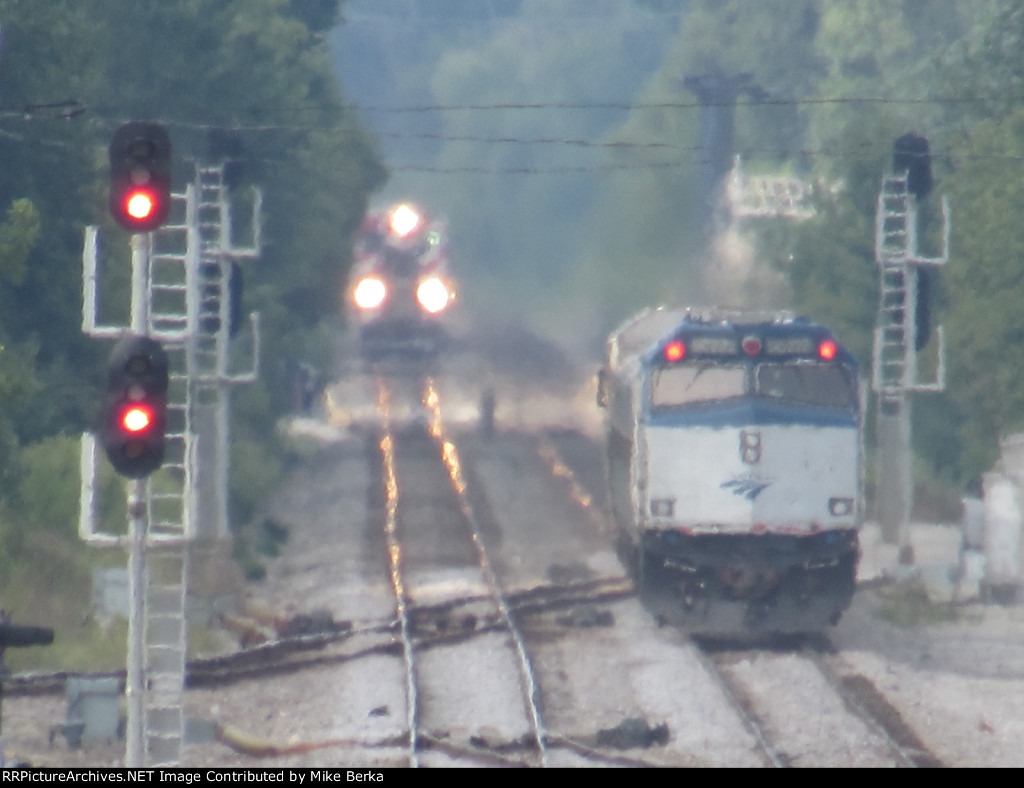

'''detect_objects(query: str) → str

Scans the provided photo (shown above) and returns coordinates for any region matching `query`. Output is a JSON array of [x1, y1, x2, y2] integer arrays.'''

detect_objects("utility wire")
[[349, 92, 1024, 114], [8, 97, 1024, 171], [75, 91, 1024, 121]]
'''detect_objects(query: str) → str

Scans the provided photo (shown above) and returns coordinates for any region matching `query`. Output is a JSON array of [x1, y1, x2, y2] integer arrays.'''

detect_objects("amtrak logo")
[[721, 474, 773, 500]]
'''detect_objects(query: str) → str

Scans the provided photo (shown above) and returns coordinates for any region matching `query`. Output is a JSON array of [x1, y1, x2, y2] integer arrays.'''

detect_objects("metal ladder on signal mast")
[[871, 171, 949, 554], [194, 166, 228, 381], [872, 173, 949, 400], [874, 175, 913, 401], [140, 186, 203, 766]]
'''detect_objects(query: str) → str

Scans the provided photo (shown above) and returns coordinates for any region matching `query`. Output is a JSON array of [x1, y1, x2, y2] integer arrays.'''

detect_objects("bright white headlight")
[[353, 277, 387, 310], [416, 277, 451, 314]]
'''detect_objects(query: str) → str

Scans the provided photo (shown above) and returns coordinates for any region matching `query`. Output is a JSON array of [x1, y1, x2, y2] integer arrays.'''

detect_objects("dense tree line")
[[340, 0, 1024, 492], [401, 0, 1022, 490], [580, 0, 1017, 491]]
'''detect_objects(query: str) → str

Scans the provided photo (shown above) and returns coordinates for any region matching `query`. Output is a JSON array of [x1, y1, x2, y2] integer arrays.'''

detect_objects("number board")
[[764, 336, 816, 355]]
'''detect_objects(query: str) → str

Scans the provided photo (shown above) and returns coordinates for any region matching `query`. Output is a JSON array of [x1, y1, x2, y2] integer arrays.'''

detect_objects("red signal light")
[[121, 404, 154, 433], [124, 188, 158, 222], [663, 340, 686, 362], [818, 339, 838, 360]]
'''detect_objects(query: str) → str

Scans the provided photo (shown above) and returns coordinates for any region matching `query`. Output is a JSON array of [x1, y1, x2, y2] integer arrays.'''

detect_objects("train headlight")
[[650, 499, 675, 518], [740, 430, 761, 464], [829, 497, 854, 516], [389, 204, 421, 238], [416, 277, 452, 314], [353, 277, 387, 310]]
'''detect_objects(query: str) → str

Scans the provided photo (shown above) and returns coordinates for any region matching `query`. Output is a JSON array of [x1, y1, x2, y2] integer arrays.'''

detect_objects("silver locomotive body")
[[599, 307, 863, 634]]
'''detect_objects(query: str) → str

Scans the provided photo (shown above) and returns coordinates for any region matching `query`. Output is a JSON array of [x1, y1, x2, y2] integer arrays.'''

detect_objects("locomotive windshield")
[[650, 360, 857, 411], [650, 364, 747, 407], [756, 362, 857, 410]]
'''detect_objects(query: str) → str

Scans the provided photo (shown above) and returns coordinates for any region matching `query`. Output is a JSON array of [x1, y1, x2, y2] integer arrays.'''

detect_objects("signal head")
[[101, 334, 169, 478], [109, 122, 172, 232]]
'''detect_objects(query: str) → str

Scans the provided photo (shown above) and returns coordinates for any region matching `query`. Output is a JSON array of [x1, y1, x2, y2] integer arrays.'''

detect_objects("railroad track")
[[4, 374, 949, 769], [357, 373, 703, 767], [364, 374, 560, 766], [692, 635, 946, 768]]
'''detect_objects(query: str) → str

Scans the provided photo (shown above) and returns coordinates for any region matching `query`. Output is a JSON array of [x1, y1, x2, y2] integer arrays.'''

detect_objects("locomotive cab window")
[[650, 363, 746, 408], [756, 362, 857, 410]]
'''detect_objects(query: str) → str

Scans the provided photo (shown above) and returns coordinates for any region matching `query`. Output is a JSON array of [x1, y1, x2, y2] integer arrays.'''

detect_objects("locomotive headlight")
[[829, 497, 854, 516], [416, 277, 452, 314], [740, 430, 761, 464], [353, 277, 387, 310], [650, 499, 675, 518], [389, 204, 421, 237]]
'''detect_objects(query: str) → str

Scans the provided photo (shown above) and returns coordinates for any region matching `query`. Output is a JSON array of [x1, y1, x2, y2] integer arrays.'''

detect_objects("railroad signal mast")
[[81, 122, 261, 767], [872, 134, 950, 559]]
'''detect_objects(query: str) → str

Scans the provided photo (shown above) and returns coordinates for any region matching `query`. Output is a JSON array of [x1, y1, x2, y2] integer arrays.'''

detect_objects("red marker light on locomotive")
[[741, 336, 762, 356], [663, 340, 686, 362], [818, 339, 838, 360]]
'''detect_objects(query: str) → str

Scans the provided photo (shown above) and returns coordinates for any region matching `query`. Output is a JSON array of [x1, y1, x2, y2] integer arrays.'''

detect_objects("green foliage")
[[874, 580, 958, 629], [0, 0, 383, 668], [0, 436, 126, 575], [229, 428, 284, 540], [787, 188, 878, 367], [941, 110, 1024, 478], [0, 199, 41, 288], [6, 617, 128, 674]]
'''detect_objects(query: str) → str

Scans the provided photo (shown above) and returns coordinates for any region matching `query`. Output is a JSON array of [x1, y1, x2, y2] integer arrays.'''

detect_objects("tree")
[[0, 0, 385, 599]]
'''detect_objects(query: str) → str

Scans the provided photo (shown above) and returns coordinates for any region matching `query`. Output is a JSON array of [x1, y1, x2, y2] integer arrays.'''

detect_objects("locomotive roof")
[[606, 306, 836, 370]]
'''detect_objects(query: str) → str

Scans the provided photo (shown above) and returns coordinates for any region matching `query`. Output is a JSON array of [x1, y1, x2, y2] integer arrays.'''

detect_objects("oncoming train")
[[598, 307, 862, 634], [349, 202, 457, 360]]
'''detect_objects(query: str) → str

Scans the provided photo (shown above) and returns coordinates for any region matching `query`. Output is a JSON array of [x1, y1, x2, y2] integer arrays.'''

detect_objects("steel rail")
[[373, 378, 421, 768], [422, 377, 551, 767]]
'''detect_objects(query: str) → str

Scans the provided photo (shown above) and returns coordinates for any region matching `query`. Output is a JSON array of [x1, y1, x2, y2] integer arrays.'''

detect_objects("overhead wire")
[[4, 94, 1024, 171]]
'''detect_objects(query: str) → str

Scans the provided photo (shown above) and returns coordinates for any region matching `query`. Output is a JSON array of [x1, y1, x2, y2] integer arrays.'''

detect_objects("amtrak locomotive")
[[598, 307, 862, 634], [349, 202, 456, 360]]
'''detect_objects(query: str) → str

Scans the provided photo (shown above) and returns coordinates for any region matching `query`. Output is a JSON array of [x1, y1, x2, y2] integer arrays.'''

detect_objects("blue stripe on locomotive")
[[645, 399, 858, 430]]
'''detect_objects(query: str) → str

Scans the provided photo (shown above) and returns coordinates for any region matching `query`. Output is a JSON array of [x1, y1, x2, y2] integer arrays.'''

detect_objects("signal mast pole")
[[872, 137, 949, 559], [125, 232, 151, 767]]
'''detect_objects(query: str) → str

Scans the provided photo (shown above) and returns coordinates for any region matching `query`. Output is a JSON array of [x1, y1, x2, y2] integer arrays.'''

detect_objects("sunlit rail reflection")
[[374, 377, 420, 768], [535, 438, 610, 538], [421, 377, 550, 766]]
